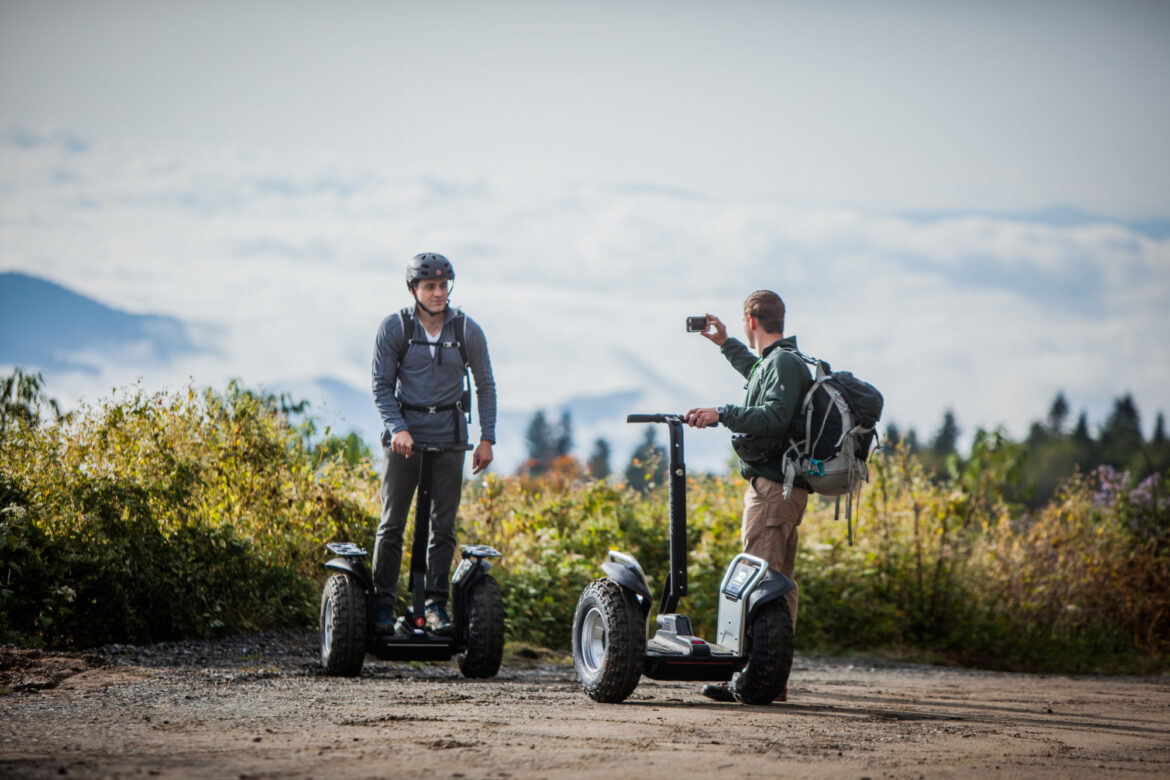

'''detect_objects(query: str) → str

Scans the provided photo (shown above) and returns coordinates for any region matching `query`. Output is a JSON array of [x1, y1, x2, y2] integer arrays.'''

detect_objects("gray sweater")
[[371, 306, 497, 445]]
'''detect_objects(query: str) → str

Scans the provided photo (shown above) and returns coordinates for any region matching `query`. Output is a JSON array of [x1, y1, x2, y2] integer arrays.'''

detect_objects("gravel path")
[[2, 631, 1168, 779]]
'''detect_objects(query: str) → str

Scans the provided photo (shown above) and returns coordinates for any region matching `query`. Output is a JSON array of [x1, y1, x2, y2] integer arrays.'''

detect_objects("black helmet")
[[406, 253, 455, 289]]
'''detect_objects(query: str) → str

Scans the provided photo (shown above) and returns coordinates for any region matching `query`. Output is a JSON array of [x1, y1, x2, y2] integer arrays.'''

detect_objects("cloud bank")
[[2, 129, 1168, 472]]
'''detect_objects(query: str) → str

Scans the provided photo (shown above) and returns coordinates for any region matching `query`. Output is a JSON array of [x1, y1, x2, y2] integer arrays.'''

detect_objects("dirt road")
[[2, 631, 1168, 779]]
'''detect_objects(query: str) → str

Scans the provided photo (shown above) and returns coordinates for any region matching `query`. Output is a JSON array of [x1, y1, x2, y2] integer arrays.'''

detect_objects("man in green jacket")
[[685, 290, 812, 703]]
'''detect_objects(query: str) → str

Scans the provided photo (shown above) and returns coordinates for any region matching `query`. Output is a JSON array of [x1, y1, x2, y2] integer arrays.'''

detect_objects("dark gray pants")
[[373, 448, 465, 609]]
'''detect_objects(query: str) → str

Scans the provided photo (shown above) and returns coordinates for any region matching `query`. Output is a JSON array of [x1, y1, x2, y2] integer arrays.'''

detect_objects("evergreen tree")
[[554, 411, 573, 457], [1100, 394, 1144, 470], [525, 411, 554, 474], [931, 410, 959, 457], [1047, 392, 1070, 434], [918, 410, 960, 478], [587, 438, 611, 481], [524, 410, 577, 475], [885, 423, 902, 449], [1151, 412, 1170, 475], [625, 427, 666, 494], [1072, 412, 1092, 445], [904, 428, 921, 454], [1102, 394, 1142, 445]]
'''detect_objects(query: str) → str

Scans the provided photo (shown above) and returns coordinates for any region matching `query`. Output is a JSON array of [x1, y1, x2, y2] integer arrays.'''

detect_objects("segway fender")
[[325, 557, 373, 592], [746, 568, 795, 623], [453, 544, 501, 590], [601, 561, 652, 604], [452, 556, 493, 590]]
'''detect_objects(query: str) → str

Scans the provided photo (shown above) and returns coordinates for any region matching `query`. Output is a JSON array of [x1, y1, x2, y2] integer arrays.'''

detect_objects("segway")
[[571, 414, 795, 704], [319, 441, 505, 678]]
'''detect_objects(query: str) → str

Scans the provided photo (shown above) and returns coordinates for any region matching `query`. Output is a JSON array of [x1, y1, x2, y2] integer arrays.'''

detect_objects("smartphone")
[[686, 316, 709, 332]]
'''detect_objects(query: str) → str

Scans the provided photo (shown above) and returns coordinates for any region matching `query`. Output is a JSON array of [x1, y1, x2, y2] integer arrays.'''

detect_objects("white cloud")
[[2, 137, 1168, 472]]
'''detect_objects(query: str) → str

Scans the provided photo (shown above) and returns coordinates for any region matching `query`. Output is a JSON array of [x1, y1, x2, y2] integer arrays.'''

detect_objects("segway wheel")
[[572, 578, 646, 703], [730, 598, 794, 704], [319, 573, 366, 677], [457, 574, 505, 678]]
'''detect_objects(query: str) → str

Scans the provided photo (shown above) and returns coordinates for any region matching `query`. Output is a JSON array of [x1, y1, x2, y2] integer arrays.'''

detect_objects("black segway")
[[571, 414, 795, 704], [319, 441, 505, 678]]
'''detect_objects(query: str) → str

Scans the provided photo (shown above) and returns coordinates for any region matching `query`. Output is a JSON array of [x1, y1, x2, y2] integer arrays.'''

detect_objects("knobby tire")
[[457, 575, 505, 678], [319, 573, 366, 677], [572, 578, 646, 703], [731, 598, 794, 704]]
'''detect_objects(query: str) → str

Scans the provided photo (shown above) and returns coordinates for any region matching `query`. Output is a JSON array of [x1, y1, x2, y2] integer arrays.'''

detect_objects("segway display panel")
[[722, 559, 763, 601]]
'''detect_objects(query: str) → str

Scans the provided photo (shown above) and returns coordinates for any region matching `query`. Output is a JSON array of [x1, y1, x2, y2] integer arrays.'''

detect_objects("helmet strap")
[[411, 287, 449, 317]]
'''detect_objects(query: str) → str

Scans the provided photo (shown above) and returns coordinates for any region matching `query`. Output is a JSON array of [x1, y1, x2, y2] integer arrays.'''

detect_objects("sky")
[[2, 1, 1169, 472]]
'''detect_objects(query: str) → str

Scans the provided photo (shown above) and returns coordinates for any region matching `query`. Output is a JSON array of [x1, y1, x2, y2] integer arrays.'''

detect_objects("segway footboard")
[[642, 612, 744, 681], [370, 635, 456, 662]]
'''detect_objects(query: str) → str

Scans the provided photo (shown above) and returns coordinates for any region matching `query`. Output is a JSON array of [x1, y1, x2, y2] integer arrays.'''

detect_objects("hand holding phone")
[[690, 313, 728, 346]]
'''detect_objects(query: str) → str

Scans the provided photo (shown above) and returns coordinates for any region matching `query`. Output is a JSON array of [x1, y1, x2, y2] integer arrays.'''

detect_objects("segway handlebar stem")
[[624, 413, 718, 614]]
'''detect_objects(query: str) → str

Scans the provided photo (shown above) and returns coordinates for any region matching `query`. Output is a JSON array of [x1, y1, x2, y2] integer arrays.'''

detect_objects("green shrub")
[[0, 382, 374, 647], [1, 377, 1166, 674]]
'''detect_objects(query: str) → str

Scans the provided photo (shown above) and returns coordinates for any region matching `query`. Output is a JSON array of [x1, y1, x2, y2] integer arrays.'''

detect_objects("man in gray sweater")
[[371, 253, 497, 635]]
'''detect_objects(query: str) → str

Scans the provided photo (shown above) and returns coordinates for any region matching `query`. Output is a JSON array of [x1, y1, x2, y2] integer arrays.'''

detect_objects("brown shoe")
[[774, 686, 788, 702]]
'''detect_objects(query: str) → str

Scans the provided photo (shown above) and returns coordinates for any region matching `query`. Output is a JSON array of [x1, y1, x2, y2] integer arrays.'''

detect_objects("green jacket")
[[717, 335, 813, 482]]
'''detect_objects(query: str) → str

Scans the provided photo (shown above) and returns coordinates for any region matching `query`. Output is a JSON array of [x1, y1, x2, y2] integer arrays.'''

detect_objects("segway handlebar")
[[626, 413, 719, 427], [410, 442, 475, 453]]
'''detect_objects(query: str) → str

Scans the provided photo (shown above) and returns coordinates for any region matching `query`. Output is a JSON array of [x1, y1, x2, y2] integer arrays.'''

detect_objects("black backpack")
[[781, 350, 884, 543]]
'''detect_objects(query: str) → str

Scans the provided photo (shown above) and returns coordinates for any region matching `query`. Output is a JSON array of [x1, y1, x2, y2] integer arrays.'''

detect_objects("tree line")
[[521, 410, 668, 493], [888, 392, 1168, 506], [4, 367, 1164, 505], [522, 391, 1169, 505]]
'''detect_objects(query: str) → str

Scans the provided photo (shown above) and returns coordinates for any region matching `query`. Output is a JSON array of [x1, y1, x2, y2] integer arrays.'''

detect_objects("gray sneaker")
[[425, 603, 454, 636]]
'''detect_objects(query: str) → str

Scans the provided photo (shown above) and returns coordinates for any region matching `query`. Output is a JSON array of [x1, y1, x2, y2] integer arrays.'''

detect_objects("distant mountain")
[[0, 270, 734, 474], [0, 271, 206, 373]]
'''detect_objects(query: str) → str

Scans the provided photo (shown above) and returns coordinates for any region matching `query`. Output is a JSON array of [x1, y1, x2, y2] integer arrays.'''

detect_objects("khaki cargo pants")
[[742, 476, 808, 631]]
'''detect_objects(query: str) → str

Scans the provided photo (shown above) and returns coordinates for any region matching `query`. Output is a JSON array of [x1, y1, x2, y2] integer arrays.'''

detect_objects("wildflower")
[[1130, 473, 1163, 511], [1091, 465, 1128, 507]]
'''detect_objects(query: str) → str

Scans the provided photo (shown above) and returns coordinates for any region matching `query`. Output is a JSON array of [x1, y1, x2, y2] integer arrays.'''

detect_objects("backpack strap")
[[454, 311, 470, 367], [396, 308, 470, 368], [780, 346, 828, 373], [781, 441, 799, 500], [452, 310, 472, 426], [396, 307, 414, 365]]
